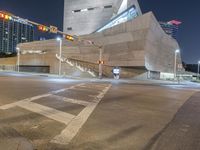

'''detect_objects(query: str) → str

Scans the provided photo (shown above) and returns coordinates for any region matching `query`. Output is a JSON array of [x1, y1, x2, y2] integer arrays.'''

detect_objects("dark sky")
[[0, 0, 199, 64]]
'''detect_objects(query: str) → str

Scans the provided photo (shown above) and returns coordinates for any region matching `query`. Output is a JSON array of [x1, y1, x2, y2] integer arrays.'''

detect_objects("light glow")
[[56, 37, 61, 41], [0, 12, 12, 20], [175, 49, 180, 53], [38, 25, 49, 32], [81, 9, 88, 12]]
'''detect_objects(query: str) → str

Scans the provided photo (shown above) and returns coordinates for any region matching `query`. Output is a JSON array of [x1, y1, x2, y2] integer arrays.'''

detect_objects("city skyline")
[[0, 0, 199, 63]]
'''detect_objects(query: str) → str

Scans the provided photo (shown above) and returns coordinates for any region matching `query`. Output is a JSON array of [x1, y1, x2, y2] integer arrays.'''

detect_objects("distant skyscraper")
[[0, 11, 34, 54], [160, 20, 182, 40]]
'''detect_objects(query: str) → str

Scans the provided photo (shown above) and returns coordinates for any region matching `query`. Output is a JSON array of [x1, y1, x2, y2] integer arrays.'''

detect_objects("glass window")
[[104, 5, 112, 9], [96, 5, 138, 33], [88, 8, 94, 11], [72, 10, 81, 13], [67, 27, 72, 31]]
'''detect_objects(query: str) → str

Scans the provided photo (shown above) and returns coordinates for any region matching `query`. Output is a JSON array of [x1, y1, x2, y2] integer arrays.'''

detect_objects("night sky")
[[0, 0, 199, 64]]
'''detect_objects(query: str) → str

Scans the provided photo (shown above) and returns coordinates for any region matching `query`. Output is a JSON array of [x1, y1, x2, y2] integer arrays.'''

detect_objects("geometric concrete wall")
[[17, 12, 182, 78], [143, 13, 182, 73], [64, 12, 181, 73]]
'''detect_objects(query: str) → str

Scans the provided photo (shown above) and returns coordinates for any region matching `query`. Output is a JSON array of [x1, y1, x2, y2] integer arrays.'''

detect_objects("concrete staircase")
[[56, 54, 97, 78]]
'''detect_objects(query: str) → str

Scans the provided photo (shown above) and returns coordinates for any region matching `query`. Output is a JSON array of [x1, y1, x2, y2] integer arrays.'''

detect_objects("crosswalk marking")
[[50, 95, 90, 106], [0, 82, 112, 145], [0, 83, 84, 110], [0, 93, 52, 110], [17, 101, 75, 125], [51, 84, 112, 145]]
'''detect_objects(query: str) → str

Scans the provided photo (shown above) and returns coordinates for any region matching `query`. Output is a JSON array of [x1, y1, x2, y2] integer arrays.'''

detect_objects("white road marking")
[[0, 83, 84, 110], [51, 89, 66, 94], [0, 93, 52, 110], [50, 95, 90, 106], [51, 84, 112, 145], [0, 82, 112, 145], [17, 101, 75, 125], [72, 87, 102, 94]]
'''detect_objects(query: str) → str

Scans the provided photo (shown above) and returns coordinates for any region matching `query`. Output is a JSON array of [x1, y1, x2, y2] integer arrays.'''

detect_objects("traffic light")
[[0, 13, 4, 19], [38, 25, 49, 32], [98, 60, 104, 64], [50, 25, 58, 34], [0, 12, 12, 20], [65, 35, 74, 41]]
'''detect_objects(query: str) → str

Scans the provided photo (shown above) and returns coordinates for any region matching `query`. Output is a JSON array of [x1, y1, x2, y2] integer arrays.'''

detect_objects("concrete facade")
[[63, 0, 142, 35], [16, 12, 182, 78]]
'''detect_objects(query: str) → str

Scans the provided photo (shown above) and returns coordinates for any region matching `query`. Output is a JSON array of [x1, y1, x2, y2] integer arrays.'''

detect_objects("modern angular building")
[[10, 0, 183, 79], [63, 0, 142, 35], [0, 11, 34, 55]]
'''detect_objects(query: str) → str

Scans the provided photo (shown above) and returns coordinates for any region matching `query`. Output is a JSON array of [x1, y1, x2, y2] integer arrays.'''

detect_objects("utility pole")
[[174, 49, 180, 80], [16, 47, 20, 72], [99, 46, 103, 79], [198, 61, 200, 80]]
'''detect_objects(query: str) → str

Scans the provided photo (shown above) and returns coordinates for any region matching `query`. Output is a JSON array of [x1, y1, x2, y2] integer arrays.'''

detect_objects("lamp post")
[[16, 47, 20, 72], [99, 46, 103, 79], [198, 61, 200, 80], [86, 40, 104, 79], [174, 49, 180, 80], [57, 37, 62, 76]]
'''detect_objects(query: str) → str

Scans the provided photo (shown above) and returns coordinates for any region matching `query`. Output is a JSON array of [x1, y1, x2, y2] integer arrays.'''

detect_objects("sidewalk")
[[0, 70, 195, 86], [145, 92, 200, 150]]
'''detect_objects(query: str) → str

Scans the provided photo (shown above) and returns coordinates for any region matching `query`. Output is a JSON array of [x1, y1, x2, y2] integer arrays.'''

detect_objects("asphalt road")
[[0, 72, 199, 150]]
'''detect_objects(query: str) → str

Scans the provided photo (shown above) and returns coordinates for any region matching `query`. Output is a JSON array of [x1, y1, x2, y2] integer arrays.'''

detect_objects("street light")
[[84, 40, 104, 79], [16, 47, 20, 72], [198, 61, 200, 80], [99, 46, 103, 79], [174, 49, 180, 80], [57, 37, 62, 76]]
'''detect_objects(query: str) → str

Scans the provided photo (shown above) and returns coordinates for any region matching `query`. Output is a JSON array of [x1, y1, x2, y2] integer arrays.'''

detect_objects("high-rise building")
[[63, 0, 142, 35], [0, 11, 34, 55], [160, 20, 182, 40]]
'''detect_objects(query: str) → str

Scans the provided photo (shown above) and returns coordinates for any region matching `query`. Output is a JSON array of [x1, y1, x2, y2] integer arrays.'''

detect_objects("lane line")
[[17, 101, 75, 125], [51, 84, 112, 145]]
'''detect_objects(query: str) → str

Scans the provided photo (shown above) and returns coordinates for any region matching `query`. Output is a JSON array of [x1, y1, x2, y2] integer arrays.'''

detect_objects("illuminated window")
[[72, 5, 113, 13], [81, 9, 88, 12]]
